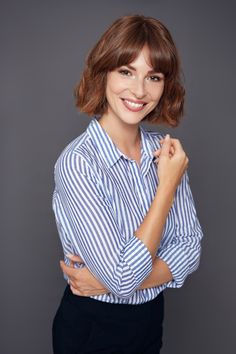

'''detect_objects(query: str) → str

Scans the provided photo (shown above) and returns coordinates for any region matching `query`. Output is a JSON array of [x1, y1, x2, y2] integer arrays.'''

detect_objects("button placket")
[[129, 160, 148, 214], [127, 161, 140, 208]]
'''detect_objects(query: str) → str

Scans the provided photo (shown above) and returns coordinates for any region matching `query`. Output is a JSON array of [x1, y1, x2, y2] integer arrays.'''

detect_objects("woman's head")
[[75, 14, 185, 127]]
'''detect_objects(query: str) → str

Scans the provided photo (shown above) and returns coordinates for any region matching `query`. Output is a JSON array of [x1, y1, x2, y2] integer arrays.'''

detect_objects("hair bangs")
[[147, 37, 176, 80], [106, 30, 147, 71]]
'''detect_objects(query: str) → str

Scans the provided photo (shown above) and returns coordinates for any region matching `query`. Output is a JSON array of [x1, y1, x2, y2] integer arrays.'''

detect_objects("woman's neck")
[[98, 115, 141, 155]]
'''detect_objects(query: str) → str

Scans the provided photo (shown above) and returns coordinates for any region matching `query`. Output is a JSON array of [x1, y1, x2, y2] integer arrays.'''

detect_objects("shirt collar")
[[87, 117, 156, 168]]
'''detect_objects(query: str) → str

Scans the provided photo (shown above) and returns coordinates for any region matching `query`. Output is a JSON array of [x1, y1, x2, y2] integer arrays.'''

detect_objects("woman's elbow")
[[108, 278, 138, 299], [189, 242, 202, 274]]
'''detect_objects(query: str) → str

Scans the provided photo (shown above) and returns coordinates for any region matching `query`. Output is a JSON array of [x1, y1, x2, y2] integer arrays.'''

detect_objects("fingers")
[[159, 137, 184, 153], [60, 260, 78, 279], [69, 260, 74, 268], [70, 284, 109, 297], [70, 284, 83, 296], [69, 278, 77, 289], [159, 134, 171, 157], [65, 254, 85, 269], [153, 146, 174, 157], [153, 135, 185, 160], [153, 139, 175, 163]]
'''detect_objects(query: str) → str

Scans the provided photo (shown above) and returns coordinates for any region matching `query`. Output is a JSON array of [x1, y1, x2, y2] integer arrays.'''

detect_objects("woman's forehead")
[[117, 45, 152, 66]]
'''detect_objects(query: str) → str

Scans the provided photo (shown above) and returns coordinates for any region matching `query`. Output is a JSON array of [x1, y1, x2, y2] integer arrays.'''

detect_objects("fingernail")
[[165, 134, 170, 140], [66, 253, 73, 258]]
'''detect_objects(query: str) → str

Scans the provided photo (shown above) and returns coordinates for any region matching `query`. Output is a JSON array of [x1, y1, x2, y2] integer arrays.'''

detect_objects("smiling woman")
[[52, 14, 203, 354], [75, 15, 184, 127]]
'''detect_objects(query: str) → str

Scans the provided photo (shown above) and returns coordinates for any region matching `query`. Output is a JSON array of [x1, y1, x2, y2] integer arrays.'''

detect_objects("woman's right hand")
[[153, 134, 189, 194]]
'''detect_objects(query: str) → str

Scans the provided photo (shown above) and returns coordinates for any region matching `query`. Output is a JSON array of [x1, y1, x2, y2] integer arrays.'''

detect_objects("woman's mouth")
[[121, 98, 147, 112]]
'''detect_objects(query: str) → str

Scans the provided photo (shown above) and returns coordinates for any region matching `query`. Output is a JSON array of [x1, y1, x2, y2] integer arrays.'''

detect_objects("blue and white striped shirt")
[[52, 117, 203, 304]]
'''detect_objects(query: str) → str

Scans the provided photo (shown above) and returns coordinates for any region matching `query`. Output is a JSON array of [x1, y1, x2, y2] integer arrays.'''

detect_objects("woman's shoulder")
[[53, 129, 96, 175]]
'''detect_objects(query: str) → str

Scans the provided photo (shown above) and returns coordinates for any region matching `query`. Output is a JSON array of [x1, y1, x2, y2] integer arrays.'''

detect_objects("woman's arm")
[[138, 257, 173, 289], [60, 255, 172, 296], [62, 168, 203, 295], [134, 135, 188, 262], [157, 170, 203, 288]]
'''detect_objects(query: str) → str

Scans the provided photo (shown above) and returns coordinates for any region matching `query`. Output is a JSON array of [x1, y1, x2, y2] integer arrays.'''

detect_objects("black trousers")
[[52, 285, 164, 354]]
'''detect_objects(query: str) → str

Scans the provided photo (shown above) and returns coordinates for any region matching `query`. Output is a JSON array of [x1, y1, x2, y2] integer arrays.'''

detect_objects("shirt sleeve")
[[157, 170, 203, 288], [53, 151, 153, 299]]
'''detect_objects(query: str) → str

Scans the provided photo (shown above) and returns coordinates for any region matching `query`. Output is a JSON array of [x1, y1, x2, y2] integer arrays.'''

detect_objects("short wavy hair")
[[74, 15, 185, 127]]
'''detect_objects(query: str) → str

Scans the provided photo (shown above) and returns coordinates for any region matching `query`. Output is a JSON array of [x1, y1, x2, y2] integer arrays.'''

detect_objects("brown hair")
[[74, 15, 185, 127]]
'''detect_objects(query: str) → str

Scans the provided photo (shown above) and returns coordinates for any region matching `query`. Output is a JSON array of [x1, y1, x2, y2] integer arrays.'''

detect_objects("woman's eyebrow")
[[124, 64, 162, 75]]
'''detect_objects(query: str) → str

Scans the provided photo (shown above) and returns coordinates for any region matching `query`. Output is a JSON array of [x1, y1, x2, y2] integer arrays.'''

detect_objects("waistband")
[[63, 285, 164, 312]]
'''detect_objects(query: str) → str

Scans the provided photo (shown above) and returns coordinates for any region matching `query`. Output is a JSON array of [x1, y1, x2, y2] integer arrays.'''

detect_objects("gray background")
[[1, 0, 235, 353]]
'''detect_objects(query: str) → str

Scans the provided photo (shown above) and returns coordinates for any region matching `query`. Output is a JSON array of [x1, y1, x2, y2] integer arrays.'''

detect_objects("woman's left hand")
[[60, 254, 110, 297]]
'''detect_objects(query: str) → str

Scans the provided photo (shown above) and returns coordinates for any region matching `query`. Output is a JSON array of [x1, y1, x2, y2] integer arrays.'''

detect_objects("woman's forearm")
[[134, 185, 175, 262], [134, 136, 188, 263], [138, 257, 173, 289]]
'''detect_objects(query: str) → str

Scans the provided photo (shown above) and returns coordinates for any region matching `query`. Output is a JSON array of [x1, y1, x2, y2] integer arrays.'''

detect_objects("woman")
[[52, 15, 203, 354]]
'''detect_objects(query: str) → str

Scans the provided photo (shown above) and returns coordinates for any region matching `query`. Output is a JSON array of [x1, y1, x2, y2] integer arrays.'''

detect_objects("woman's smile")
[[121, 98, 147, 112]]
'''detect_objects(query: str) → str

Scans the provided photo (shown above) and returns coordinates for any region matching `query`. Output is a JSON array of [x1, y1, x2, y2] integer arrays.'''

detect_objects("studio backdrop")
[[1, 1, 235, 353]]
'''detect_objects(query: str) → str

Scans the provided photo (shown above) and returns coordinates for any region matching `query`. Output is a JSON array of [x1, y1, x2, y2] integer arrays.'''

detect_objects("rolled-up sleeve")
[[53, 151, 153, 299], [157, 170, 203, 288]]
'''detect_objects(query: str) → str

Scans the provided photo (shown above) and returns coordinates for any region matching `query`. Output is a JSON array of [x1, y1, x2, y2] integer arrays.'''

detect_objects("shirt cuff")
[[123, 235, 153, 287], [157, 245, 190, 288]]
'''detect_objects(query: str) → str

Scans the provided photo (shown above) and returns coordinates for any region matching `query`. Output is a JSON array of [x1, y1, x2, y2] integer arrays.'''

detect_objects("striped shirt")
[[52, 117, 203, 305]]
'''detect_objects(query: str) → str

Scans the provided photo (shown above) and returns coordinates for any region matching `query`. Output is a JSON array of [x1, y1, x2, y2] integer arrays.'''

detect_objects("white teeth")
[[124, 99, 144, 108]]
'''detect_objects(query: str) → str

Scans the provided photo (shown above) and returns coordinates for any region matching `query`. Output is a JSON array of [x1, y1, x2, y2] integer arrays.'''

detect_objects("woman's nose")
[[130, 78, 146, 98]]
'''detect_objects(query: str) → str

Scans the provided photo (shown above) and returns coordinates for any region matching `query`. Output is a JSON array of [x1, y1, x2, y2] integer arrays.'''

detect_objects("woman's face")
[[104, 45, 165, 126]]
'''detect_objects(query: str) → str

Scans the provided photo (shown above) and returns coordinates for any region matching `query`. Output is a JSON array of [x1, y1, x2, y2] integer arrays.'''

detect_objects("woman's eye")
[[149, 75, 162, 82], [118, 69, 131, 76]]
